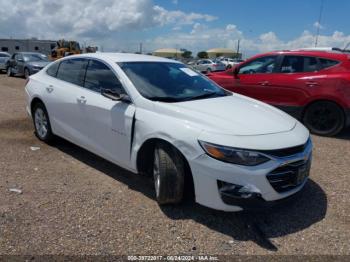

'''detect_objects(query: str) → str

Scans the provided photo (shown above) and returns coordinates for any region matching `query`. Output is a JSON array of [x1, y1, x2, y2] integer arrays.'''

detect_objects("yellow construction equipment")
[[50, 40, 81, 60]]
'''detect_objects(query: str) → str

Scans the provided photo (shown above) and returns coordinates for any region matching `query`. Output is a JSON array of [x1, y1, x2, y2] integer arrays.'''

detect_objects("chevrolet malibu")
[[25, 53, 312, 211]]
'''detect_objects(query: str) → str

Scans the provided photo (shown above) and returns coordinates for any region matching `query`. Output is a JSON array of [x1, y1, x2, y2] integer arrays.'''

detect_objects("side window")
[[46, 62, 60, 77], [0, 53, 9, 58], [304, 57, 318, 72], [56, 59, 88, 86], [280, 56, 318, 73], [239, 56, 277, 74], [319, 58, 339, 70], [84, 60, 123, 93]]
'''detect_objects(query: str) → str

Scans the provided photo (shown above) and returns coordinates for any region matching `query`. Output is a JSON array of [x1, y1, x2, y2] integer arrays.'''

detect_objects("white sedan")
[[25, 53, 312, 212]]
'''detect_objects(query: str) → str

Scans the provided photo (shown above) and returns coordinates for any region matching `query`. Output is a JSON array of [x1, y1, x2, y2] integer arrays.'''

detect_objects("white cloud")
[[153, 5, 217, 26], [146, 25, 350, 57], [313, 21, 324, 29], [0, 0, 216, 39]]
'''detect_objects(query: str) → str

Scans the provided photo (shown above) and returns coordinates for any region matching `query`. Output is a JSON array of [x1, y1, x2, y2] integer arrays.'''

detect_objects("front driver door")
[[15, 53, 25, 75], [235, 55, 280, 103], [80, 59, 135, 167]]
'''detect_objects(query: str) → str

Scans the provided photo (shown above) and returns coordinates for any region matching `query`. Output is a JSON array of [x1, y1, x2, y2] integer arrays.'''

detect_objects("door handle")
[[46, 85, 54, 93], [258, 81, 270, 86], [306, 81, 320, 87], [77, 96, 87, 104]]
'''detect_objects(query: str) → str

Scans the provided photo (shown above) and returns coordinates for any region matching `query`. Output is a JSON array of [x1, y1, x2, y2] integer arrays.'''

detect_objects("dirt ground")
[[0, 74, 349, 257]]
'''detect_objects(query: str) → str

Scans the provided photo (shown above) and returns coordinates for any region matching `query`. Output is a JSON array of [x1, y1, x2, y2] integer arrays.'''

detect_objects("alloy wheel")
[[34, 108, 48, 139], [153, 150, 161, 198]]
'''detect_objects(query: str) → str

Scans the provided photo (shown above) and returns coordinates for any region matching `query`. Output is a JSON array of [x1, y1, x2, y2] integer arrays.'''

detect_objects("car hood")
[[27, 61, 51, 67], [153, 94, 297, 136]]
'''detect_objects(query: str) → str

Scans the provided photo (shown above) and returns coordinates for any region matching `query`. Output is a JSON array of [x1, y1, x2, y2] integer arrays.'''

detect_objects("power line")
[[314, 0, 325, 47]]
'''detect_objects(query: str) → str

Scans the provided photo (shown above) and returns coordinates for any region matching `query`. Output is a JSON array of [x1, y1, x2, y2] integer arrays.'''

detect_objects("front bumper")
[[30, 67, 43, 74], [189, 139, 312, 212]]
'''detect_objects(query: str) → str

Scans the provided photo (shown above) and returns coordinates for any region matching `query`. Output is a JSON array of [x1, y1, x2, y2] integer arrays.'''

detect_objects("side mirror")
[[101, 88, 131, 103]]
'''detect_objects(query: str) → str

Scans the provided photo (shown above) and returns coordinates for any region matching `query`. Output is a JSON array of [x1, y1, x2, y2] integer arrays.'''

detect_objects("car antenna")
[[343, 42, 350, 52]]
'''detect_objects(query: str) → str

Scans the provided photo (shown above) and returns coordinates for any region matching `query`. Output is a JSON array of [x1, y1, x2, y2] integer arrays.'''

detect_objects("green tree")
[[182, 50, 192, 59], [197, 51, 208, 59]]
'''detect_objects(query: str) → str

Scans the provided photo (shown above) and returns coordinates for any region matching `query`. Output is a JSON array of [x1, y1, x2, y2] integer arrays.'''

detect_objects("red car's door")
[[234, 55, 280, 103], [269, 55, 321, 107]]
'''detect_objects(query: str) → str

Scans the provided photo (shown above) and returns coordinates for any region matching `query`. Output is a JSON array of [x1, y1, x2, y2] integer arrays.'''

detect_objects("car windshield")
[[118, 62, 229, 102], [23, 54, 49, 62]]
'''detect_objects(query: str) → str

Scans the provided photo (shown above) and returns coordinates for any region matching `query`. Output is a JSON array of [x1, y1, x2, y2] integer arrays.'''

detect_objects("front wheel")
[[153, 142, 185, 205], [303, 101, 345, 136], [7, 67, 13, 77], [24, 68, 30, 79]]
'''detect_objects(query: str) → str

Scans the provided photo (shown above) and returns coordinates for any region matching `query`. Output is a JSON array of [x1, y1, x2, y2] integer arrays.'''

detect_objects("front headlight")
[[199, 141, 271, 166]]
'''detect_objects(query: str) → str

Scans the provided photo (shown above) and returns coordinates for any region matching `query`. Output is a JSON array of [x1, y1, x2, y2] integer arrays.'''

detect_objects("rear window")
[[56, 58, 88, 86], [280, 56, 318, 73], [46, 62, 60, 77], [319, 58, 339, 70]]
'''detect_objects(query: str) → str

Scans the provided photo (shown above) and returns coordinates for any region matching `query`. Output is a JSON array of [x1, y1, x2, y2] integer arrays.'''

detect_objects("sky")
[[0, 0, 349, 57]]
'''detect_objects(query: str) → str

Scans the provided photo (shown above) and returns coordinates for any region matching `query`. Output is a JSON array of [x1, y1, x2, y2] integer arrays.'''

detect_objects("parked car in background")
[[193, 59, 226, 73], [208, 49, 350, 136], [6, 52, 51, 79], [0, 52, 11, 73], [25, 53, 311, 212], [217, 57, 244, 69]]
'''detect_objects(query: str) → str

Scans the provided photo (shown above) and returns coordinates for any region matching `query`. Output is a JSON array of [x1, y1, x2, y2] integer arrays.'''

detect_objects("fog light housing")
[[217, 181, 260, 199]]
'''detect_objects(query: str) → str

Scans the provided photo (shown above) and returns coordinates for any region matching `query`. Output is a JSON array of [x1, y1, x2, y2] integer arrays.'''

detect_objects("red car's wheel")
[[303, 101, 345, 136]]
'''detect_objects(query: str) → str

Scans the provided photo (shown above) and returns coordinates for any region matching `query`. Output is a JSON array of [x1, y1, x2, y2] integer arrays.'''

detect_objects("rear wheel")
[[153, 142, 185, 205], [303, 101, 345, 136], [24, 68, 30, 79], [32, 103, 54, 143]]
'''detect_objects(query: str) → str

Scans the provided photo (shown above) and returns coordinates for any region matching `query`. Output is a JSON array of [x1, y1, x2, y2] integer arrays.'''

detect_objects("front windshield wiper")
[[147, 96, 182, 102], [182, 91, 226, 101]]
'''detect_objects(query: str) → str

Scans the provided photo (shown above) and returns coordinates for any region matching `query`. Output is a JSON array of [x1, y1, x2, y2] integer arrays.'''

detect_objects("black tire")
[[153, 142, 185, 205], [226, 65, 232, 70], [7, 67, 13, 77], [32, 102, 54, 143], [303, 101, 345, 136], [24, 68, 30, 79]]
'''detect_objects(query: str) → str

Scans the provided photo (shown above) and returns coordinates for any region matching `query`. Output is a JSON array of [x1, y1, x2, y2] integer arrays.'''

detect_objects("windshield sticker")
[[180, 68, 199, 77]]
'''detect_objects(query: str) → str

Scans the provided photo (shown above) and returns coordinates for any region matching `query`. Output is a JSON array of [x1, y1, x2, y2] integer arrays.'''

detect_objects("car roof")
[[76, 52, 182, 63], [250, 49, 349, 61], [15, 52, 46, 55]]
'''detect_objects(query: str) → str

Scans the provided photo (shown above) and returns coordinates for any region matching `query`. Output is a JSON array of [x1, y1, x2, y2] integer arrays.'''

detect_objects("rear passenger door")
[[271, 55, 320, 108], [44, 58, 90, 146], [81, 59, 136, 167]]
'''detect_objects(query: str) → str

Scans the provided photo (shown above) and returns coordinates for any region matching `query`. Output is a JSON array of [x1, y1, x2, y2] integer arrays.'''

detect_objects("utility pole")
[[236, 39, 240, 59], [139, 42, 143, 54], [315, 0, 325, 47]]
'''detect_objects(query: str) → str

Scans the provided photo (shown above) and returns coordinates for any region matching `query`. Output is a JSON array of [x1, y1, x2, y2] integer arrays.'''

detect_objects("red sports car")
[[208, 49, 350, 136]]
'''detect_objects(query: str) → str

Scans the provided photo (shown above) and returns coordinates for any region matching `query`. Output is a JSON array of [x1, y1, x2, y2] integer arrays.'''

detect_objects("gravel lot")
[[0, 73, 349, 256]]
